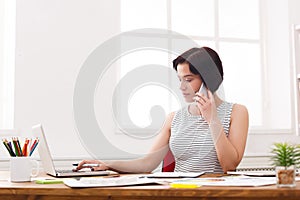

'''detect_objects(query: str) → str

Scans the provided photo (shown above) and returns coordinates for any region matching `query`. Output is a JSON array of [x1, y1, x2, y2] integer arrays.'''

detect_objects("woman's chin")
[[184, 97, 194, 103]]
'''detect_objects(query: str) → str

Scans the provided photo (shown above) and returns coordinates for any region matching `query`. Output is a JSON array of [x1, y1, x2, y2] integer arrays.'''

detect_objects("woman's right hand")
[[74, 159, 109, 171]]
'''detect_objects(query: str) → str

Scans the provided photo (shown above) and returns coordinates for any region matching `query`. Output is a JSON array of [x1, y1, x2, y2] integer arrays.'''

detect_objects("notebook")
[[32, 124, 111, 177], [227, 167, 276, 177], [227, 167, 300, 177]]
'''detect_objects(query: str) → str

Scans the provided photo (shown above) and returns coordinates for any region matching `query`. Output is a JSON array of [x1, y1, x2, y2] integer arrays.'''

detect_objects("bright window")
[[120, 0, 293, 134], [0, 0, 295, 161], [0, 0, 15, 129], [171, 0, 215, 37]]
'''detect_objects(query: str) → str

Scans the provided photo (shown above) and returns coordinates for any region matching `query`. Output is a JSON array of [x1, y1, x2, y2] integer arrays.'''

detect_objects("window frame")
[[119, 0, 300, 157], [120, 0, 282, 133]]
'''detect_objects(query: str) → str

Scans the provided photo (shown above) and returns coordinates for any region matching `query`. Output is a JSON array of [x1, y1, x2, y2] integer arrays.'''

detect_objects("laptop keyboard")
[[56, 169, 76, 173]]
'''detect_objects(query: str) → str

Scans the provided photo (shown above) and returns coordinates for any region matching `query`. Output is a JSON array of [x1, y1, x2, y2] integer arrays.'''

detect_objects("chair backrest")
[[162, 150, 175, 172]]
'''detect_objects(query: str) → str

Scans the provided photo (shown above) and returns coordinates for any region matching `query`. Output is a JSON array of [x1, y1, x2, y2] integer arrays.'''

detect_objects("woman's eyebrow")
[[183, 74, 195, 78], [177, 74, 195, 78]]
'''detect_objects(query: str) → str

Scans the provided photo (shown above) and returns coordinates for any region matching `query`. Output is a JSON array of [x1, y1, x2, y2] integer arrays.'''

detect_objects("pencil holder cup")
[[10, 157, 39, 182]]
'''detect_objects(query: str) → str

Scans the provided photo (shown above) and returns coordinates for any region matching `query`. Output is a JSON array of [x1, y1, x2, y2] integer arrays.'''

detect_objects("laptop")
[[32, 124, 111, 177]]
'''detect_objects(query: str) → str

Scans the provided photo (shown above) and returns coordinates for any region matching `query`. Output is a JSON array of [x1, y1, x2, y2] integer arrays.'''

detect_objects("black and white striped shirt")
[[170, 101, 233, 173]]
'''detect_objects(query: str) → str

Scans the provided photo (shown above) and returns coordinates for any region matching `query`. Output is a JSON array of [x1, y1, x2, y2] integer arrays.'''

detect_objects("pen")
[[12, 138, 21, 156], [2, 139, 15, 157], [72, 163, 100, 167], [29, 139, 39, 156], [7, 141, 16, 157], [16, 137, 23, 156], [30, 138, 38, 152], [22, 138, 29, 156]]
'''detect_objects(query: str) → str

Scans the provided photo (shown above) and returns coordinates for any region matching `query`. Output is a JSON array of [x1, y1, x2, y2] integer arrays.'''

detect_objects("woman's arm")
[[196, 91, 249, 173], [211, 104, 249, 172], [76, 113, 174, 173]]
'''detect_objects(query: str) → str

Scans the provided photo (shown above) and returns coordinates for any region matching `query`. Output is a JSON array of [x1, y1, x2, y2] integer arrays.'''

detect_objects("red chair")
[[162, 150, 175, 172]]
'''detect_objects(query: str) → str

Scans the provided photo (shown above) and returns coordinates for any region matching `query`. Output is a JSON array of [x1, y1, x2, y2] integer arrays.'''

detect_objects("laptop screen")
[[32, 124, 57, 176], [31, 124, 112, 177]]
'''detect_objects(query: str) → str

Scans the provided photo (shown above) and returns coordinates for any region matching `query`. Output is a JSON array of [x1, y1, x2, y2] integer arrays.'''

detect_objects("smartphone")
[[198, 83, 208, 97]]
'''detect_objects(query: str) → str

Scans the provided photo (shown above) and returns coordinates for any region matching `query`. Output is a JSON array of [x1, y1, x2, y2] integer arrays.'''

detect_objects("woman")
[[75, 47, 249, 173]]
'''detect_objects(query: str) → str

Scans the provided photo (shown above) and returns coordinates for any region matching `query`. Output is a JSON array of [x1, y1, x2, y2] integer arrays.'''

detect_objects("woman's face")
[[177, 63, 202, 102]]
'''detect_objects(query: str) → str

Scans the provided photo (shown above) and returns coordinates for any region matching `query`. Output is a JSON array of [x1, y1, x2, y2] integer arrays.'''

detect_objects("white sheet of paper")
[[140, 172, 204, 178], [171, 176, 276, 187], [64, 175, 157, 188]]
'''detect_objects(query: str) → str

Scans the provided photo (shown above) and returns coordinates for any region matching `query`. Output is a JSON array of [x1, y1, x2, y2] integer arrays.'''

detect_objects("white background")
[[14, 0, 121, 159], [0, 0, 300, 169]]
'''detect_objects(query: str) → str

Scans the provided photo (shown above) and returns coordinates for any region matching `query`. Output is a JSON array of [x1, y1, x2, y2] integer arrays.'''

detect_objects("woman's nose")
[[180, 81, 187, 91]]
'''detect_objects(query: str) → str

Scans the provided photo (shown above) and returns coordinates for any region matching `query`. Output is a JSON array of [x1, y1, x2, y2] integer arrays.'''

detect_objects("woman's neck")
[[214, 95, 223, 107]]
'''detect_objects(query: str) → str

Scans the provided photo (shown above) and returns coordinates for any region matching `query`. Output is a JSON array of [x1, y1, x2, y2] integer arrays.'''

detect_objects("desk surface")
[[1, 171, 300, 200]]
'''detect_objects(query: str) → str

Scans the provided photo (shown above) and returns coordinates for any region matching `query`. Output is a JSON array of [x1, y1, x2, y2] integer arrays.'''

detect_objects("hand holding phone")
[[198, 83, 208, 97]]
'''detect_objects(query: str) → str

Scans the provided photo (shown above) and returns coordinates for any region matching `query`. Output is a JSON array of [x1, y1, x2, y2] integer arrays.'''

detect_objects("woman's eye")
[[185, 79, 192, 82]]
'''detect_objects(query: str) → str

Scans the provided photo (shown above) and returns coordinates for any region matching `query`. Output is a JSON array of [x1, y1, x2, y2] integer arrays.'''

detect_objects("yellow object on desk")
[[169, 183, 200, 188], [35, 179, 64, 184]]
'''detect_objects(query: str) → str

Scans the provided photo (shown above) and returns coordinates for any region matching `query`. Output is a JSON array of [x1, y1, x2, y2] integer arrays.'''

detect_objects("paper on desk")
[[170, 176, 276, 187], [227, 169, 300, 177], [140, 172, 204, 178], [227, 171, 276, 177], [63, 175, 159, 188]]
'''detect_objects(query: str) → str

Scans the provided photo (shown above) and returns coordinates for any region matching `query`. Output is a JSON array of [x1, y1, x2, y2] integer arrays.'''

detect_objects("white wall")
[[14, 0, 121, 159], [0, 0, 4, 125], [10, 0, 300, 167]]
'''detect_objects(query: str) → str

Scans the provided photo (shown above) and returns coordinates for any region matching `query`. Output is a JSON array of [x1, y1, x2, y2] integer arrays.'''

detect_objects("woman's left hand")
[[193, 90, 217, 124]]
